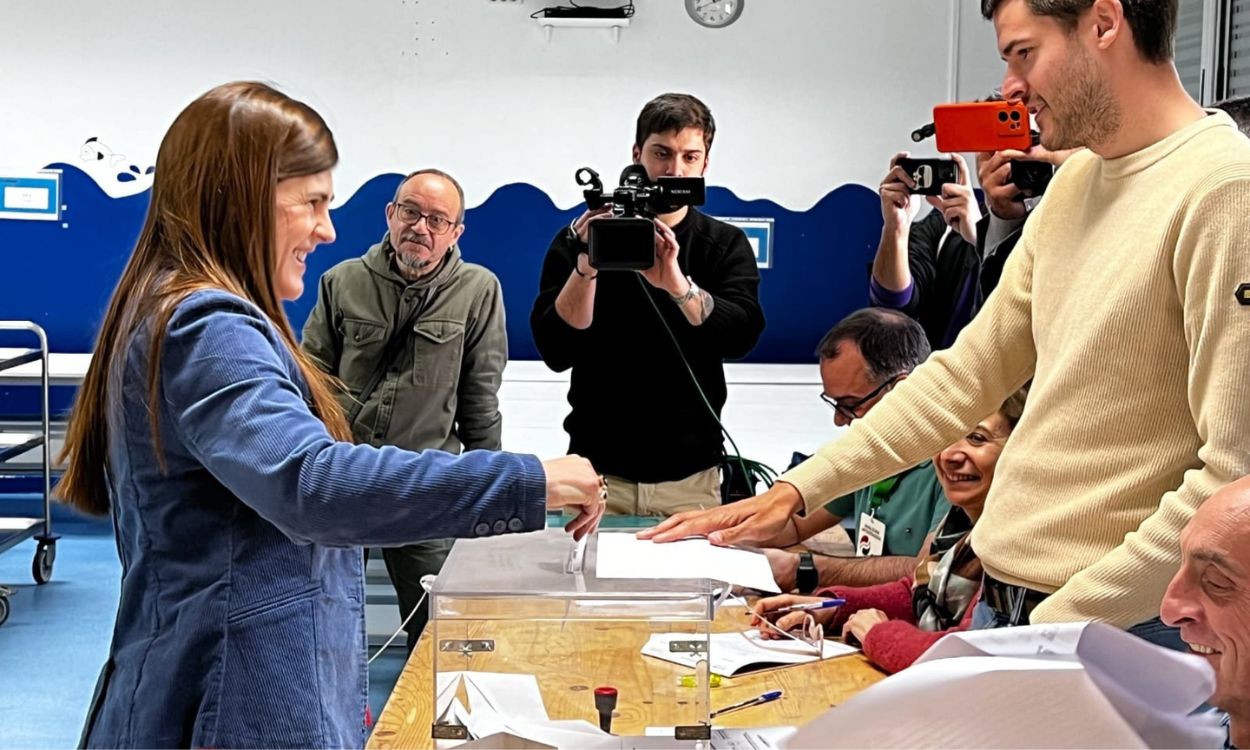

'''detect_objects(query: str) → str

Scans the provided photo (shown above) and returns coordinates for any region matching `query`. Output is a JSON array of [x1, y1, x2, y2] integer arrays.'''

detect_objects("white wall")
[[1, 0, 1004, 465], [1, 5, 1010, 644], [2, 0, 1007, 206], [957, 0, 1008, 101], [500, 362, 841, 471]]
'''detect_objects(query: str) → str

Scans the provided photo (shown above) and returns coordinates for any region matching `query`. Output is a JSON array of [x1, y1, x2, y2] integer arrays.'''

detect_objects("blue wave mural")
[[0, 165, 883, 418]]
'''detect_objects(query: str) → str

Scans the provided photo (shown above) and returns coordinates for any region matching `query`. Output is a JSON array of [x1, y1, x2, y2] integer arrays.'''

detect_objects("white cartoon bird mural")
[[80, 137, 125, 167]]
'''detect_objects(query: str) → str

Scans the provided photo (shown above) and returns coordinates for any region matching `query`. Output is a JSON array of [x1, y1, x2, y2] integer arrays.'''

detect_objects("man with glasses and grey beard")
[[758, 308, 950, 595], [302, 168, 507, 651]]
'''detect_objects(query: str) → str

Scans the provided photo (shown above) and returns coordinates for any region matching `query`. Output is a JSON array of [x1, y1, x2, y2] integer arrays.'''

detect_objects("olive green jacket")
[[301, 236, 507, 453]]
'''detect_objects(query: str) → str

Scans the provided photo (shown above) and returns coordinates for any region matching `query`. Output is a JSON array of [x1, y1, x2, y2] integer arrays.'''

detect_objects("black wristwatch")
[[796, 551, 818, 594]]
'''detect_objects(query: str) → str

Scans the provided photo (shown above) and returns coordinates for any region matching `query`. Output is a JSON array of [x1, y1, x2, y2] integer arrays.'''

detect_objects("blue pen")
[[770, 598, 846, 615], [711, 690, 783, 718]]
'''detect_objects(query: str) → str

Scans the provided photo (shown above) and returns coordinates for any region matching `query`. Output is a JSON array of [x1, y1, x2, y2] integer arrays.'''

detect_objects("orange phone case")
[[932, 101, 1032, 152]]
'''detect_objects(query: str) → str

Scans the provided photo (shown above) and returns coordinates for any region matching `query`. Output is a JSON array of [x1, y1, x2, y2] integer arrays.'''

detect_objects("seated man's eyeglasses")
[[820, 373, 904, 421], [393, 203, 456, 235]]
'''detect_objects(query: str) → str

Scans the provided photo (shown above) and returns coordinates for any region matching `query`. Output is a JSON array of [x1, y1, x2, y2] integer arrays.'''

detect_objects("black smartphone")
[[1007, 160, 1055, 198], [896, 157, 959, 196]]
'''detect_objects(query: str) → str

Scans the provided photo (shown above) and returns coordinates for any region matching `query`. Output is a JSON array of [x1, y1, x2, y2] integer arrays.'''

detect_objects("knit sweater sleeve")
[[899, 209, 947, 314], [694, 225, 765, 359], [782, 217, 1039, 512], [1032, 173, 1250, 625], [814, 576, 917, 632], [529, 227, 590, 373], [859, 589, 979, 674]]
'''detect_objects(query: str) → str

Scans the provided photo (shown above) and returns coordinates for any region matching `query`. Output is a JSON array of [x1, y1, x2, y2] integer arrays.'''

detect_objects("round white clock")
[[685, 0, 745, 29]]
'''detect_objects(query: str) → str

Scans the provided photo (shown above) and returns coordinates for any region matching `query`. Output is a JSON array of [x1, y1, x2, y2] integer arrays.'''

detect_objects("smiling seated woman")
[[752, 387, 1027, 674]]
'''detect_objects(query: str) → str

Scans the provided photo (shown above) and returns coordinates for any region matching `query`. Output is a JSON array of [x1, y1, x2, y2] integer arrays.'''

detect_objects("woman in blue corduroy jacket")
[[55, 81, 606, 749]]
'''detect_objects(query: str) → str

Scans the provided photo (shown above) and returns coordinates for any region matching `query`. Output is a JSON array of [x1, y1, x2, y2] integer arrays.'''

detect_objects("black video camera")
[[575, 165, 706, 271]]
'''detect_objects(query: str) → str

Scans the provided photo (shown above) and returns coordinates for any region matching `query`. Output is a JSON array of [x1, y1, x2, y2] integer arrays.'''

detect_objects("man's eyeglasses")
[[392, 203, 457, 235], [820, 373, 903, 421]]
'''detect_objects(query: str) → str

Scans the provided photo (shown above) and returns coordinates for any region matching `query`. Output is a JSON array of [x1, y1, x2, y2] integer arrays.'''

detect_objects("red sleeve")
[[813, 577, 917, 631], [859, 589, 981, 674]]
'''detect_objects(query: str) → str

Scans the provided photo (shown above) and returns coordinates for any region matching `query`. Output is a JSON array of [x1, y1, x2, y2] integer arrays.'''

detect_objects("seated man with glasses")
[[302, 168, 506, 651], [760, 309, 950, 595]]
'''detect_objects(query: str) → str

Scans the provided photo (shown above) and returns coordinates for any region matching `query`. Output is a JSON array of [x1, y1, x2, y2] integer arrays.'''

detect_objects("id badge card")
[[857, 512, 886, 557]]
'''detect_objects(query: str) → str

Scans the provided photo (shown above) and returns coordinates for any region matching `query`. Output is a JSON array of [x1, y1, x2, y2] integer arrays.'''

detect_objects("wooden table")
[[368, 604, 885, 748]]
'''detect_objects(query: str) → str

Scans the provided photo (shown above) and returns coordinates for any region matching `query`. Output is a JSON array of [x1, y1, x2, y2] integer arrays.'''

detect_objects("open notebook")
[[641, 630, 859, 677]]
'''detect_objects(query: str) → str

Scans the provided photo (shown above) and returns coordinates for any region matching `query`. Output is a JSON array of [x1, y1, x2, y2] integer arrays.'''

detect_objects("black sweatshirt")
[[529, 209, 765, 483], [871, 207, 1019, 350]]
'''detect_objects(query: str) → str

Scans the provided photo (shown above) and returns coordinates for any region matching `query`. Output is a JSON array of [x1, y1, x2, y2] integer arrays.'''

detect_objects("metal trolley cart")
[[0, 321, 58, 625]]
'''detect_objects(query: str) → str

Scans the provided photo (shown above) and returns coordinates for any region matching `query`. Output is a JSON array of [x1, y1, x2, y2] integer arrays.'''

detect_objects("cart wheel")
[[33, 541, 55, 585], [0, 594, 9, 626]]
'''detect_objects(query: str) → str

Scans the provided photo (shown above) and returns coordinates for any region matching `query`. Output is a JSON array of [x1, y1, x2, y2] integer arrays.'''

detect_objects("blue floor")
[[0, 532, 408, 749]]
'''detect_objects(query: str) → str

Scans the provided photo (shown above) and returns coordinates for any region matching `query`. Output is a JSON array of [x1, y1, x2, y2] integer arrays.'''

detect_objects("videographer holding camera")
[[530, 93, 765, 516]]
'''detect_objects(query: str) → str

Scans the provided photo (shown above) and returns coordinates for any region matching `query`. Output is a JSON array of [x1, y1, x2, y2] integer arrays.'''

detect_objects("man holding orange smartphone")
[[645, 0, 1250, 655]]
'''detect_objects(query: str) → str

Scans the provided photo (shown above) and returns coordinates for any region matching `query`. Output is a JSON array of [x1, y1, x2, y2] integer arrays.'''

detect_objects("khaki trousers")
[[604, 466, 720, 517]]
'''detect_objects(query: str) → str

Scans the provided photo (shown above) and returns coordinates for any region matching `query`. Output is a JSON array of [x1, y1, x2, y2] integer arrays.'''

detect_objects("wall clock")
[[685, 0, 744, 29]]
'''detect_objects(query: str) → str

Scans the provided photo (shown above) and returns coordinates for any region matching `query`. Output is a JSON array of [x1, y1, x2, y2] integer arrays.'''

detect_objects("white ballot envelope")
[[596, 533, 780, 593], [785, 622, 1225, 749]]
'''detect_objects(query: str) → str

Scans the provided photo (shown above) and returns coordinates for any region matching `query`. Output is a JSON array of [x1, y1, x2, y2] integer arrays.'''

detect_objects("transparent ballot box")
[[429, 528, 715, 743]]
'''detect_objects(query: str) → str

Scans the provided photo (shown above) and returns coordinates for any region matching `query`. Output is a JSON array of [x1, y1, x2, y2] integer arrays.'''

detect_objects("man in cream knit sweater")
[[644, 0, 1250, 645]]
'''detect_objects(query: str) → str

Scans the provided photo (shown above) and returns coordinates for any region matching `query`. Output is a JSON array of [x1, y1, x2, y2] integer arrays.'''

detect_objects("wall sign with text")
[[717, 216, 773, 269], [0, 171, 62, 221]]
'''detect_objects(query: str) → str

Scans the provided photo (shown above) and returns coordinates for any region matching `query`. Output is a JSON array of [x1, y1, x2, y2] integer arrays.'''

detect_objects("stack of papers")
[[437, 672, 799, 749], [785, 622, 1226, 749], [596, 533, 780, 593], [642, 629, 859, 676], [436, 671, 613, 748]]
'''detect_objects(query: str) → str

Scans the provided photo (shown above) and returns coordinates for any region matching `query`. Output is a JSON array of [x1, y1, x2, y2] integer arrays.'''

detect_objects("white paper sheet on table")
[[713, 727, 798, 749], [642, 629, 859, 676], [638, 726, 796, 749], [785, 622, 1226, 749], [435, 671, 612, 748], [596, 533, 780, 593], [456, 733, 555, 749]]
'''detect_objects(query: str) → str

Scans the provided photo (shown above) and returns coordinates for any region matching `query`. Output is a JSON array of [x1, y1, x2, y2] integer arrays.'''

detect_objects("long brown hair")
[[56, 81, 351, 516]]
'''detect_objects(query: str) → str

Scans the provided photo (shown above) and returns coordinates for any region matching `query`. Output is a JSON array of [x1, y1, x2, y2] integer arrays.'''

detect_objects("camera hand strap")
[[632, 274, 776, 496]]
